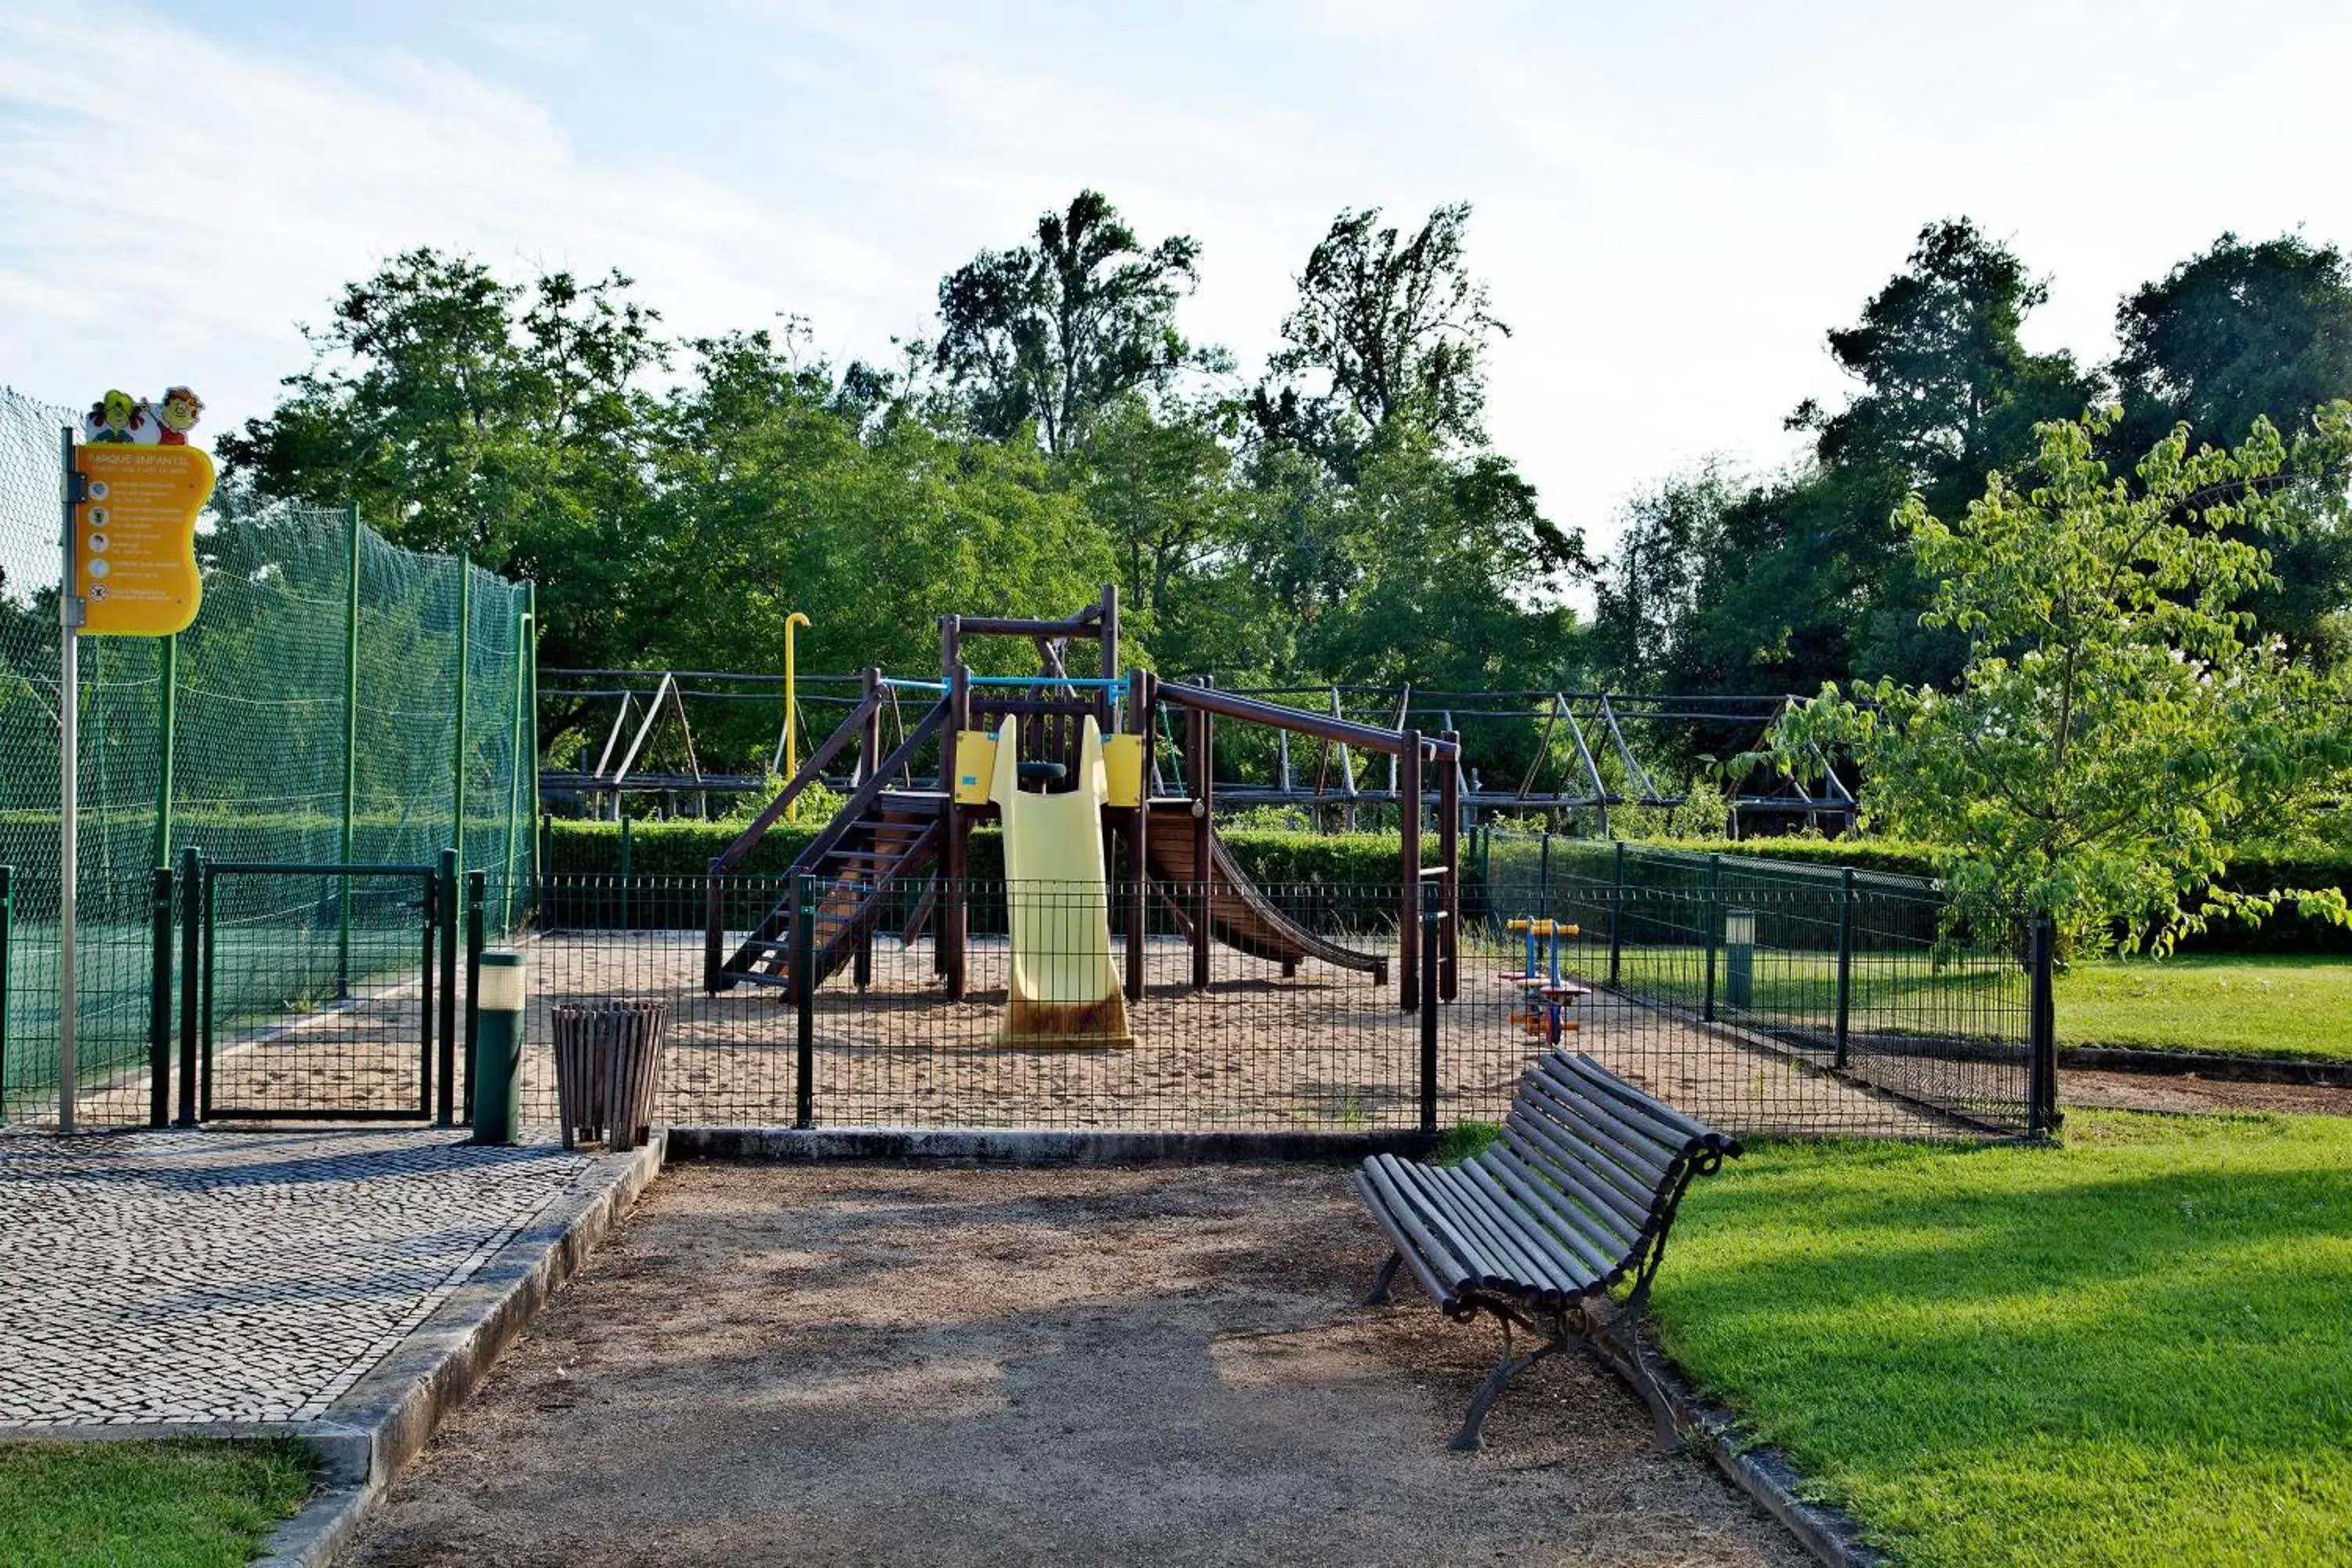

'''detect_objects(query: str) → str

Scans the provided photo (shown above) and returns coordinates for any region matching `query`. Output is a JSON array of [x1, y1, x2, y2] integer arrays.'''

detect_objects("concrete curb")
[[666, 1125, 1437, 1164], [253, 1132, 666, 1567], [2058, 1045, 2352, 1086], [1631, 1344, 1883, 1568]]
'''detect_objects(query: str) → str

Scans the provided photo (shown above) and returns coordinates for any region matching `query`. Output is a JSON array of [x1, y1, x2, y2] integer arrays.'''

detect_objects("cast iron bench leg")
[[1363, 1250, 1403, 1306], [1452, 1334, 1560, 1452]]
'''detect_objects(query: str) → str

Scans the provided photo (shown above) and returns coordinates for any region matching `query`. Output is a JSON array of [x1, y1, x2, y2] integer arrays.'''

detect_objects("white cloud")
[[5, 0, 2352, 601]]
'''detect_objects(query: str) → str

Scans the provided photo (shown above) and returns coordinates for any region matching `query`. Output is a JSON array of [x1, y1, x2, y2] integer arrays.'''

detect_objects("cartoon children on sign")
[[84, 389, 147, 443], [82, 387, 204, 445]]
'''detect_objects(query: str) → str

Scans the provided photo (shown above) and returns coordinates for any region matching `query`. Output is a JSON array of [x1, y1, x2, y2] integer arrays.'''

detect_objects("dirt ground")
[[344, 1163, 1812, 1568]]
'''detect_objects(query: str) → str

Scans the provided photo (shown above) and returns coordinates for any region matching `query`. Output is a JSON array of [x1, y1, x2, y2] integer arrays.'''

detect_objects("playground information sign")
[[72, 444, 212, 637]]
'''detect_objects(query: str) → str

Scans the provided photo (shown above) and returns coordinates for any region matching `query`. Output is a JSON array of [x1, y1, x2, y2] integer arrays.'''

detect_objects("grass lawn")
[[1650, 1112, 2352, 1566], [0, 1439, 312, 1567], [2056, 955, 2352, 1062]]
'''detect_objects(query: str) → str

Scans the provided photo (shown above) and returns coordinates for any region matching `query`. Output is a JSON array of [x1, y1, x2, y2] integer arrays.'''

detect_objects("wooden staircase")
[[703, 687, 951, 996], [718, 793, 945, 992]]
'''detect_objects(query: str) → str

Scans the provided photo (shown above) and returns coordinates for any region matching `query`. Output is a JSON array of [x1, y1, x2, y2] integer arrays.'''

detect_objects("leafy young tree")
[[1762, 407, 2352, 953], [931, 191, 1205, 455], [1253, 202, 1504, 467]]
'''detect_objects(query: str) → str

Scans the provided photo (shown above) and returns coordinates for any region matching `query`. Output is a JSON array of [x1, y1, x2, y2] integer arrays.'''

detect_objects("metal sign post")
[[57, 426, 79, 1133]]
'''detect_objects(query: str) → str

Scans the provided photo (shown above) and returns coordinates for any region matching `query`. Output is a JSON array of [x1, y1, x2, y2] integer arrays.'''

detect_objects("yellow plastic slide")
[[990, 716, 1134, 1047]]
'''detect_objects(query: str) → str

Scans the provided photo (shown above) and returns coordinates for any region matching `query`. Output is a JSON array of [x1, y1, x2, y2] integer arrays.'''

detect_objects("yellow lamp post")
[[783, 612, 811, 819]]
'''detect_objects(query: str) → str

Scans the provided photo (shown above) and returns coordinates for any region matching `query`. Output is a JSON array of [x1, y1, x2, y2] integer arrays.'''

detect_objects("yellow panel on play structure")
[[951, 730, 999, 804], [993, 716, 1133, 1049], [1102, 732, 1143, 808]]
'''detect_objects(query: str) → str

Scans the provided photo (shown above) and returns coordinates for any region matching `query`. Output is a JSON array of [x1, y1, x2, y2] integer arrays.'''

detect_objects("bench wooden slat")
[[1376, 1159, 1523, 1295], [1359, 1156, 1486, 1302], [1502, 1111, 1653, 1239], [1494, 1131, 1648, 1272], [1352, 1168, 1460, 1307], [1497, 1116, 1650, 1246], [1553, 1052, 1730, 1151], [1412, 1166, 1591, 1302], [1530, 1057, 1699, 1163], [1478, 1149, 1624, 1282], [1518, 1071, 1679, 1189], [1459, 1161, 1606, 1295]]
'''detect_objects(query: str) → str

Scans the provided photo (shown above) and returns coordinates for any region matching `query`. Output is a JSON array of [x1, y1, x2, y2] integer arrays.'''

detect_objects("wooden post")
[[1127, 668, 1152, 1002], [1399, 730, 1421, 1013], [1189, 701, 1213, 990], [856, 666, 880, 989], [1438, 728, 1461, 1002], [1097, 583, 1119, 730]]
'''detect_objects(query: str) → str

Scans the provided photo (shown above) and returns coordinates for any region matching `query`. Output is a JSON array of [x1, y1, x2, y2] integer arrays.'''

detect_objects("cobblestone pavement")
[[0, 1128, 591, 1427]]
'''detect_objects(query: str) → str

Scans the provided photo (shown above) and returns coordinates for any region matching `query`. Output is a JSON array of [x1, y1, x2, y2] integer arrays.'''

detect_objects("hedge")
[[540, 821, 2352, 952], [545, 818, 1427, 888]]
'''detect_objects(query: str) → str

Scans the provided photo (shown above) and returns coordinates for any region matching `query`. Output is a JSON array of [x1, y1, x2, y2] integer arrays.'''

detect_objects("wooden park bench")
[[1354, 1051, 1741, 1451]]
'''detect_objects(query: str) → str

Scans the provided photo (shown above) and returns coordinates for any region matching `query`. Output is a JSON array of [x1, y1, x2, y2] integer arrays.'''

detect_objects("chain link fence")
[[0, 385, 532, 1126]]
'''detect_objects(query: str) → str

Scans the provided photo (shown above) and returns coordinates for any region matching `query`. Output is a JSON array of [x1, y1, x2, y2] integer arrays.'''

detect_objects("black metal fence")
[[10, 836, 2057, 1140], [1480, 835, 2049, 1136]]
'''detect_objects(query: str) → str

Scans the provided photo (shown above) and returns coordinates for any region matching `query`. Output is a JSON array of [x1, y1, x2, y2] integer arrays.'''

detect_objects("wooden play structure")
[[701, 586, 1463, 1019]]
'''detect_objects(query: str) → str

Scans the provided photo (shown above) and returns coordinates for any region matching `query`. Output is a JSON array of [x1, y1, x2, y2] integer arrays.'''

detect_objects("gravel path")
[[345, 1163, 1809, 1567]]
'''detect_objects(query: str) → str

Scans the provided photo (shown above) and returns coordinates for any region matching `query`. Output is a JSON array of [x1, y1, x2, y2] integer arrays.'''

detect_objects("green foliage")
[[216, 249, 660, 670], [1653, 1113, 2352, 1566], [1252, 202, 1506, 464], [931, 191, 1208, 456], [0, 1439, 314, 1567], [1763, 407, 2352, 953], [546, 818, 1428, 887], [2112, 231, 2352, 665]]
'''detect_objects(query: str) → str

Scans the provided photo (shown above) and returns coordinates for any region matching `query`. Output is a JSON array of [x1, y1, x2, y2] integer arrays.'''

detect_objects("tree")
[[931, 191, 1205, 455], [2111, 232, 2352, 662], [215, 248, 665, 668], [1070, 394, 1244, 666], [1254, 202, 1504, 468], [1592, 463, 1740, 689], [1762, 407, 2352, 953], [1794, 219, 2096, 513]]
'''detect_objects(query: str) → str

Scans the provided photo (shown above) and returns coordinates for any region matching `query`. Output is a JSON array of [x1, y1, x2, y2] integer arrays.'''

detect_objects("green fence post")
[[0, 864, 12, 1123], [437, 846, 458, 1127], [464, 869, 485, 1125], [177, 848, 199, 1125], [1834, 866, 1855, 1069], [338, 504, 361, 1000], [503, 597, 527, 934], [151, 634, 176, 871], [1419, 877, 1442, 1135], [198, 860, 216, 1122], [525, 580, 540, 920], [452, 560, 471, 884], [1702, 852, 1722, 1022], [147, 866, 172, 1127], [2028, 915, 2060, 1137]]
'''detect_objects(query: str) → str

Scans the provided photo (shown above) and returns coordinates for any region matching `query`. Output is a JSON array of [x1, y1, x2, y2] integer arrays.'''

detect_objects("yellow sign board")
[[74, 445, 212, 637]]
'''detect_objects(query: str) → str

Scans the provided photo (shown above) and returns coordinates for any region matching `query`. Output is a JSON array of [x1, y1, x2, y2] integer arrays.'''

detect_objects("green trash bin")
[[471, 948, 527, 1145]]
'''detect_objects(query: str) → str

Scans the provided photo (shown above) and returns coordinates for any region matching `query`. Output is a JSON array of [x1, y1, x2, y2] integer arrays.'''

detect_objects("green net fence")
[[0, 385, 534, 1126]]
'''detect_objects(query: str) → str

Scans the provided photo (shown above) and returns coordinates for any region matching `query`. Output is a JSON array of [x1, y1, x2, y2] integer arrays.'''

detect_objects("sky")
[[5, 0, 2352, 570]]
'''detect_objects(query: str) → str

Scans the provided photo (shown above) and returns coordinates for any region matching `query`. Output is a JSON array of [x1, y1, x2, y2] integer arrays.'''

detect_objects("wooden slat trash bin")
[[551, 1000, 669, 1151]]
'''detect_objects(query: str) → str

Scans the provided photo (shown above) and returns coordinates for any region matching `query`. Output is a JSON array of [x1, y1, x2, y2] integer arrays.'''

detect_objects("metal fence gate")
[[198, 861, 443, 1120]]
